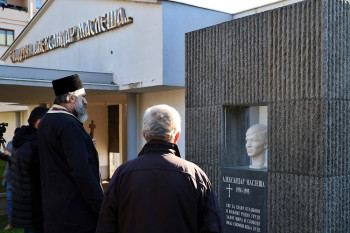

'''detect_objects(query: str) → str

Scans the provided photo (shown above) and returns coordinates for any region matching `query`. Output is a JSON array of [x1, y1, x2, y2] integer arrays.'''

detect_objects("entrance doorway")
[[108, 105, 120, 179]]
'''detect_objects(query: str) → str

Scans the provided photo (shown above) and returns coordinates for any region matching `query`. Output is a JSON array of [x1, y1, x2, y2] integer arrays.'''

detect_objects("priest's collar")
[[47, 104, 80, 122]]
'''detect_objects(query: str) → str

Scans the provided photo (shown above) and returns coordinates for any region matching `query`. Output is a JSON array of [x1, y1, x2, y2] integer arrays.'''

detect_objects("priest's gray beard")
[[72, 96, 88, 123]]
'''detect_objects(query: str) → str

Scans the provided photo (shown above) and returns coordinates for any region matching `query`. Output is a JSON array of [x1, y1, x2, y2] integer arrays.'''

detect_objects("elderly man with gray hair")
[[96, 104, 223, 233]]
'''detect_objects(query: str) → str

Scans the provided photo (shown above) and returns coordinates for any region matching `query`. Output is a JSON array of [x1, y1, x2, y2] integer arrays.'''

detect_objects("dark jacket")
[[11, 125, 43, 228], [0, 141, 11, 189], [96, 140, 223, 233], [38, 105, 104, 233], [2, 141, 12, 190]]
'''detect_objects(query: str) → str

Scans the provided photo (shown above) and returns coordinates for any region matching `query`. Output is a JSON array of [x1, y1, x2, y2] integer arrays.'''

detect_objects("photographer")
[[0, 127, 19, 231], [0, 123, 8, 153]]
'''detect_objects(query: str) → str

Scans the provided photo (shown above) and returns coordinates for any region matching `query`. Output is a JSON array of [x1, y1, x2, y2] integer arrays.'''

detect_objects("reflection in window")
[[0, 29, 14, 46], [36, 0, 41, 10], [0, 30, 5, 45], [7, 31, 13, 45]]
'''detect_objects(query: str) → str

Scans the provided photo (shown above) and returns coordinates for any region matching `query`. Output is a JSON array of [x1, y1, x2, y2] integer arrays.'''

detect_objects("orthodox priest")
[[38, 74, 104, 233]]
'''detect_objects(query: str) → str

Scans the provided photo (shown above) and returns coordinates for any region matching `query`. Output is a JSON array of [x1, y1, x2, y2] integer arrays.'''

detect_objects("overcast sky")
[[171, 0, 282, 14]]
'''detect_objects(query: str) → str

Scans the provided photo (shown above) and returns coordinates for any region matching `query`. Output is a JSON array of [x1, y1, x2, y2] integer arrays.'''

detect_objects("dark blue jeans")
[[6, 189, 11, 222]]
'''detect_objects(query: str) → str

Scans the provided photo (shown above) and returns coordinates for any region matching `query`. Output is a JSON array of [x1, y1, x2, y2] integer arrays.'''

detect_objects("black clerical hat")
[[52, 74, 84, 96]]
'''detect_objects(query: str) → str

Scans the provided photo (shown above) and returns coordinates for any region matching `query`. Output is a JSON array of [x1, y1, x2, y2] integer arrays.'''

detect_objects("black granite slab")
[[220, 167, 267, 233]]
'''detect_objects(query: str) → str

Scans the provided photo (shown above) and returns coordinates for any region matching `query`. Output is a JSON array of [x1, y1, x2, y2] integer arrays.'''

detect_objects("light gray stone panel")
[[268, 100, 324, 176], [269, 99, 350, 178], [268, 0, 324, 102], [324, 0, 350, 100], [186, 105, 223, 190], [185, 12, 269, 107], [324, 100, 350, 177], [268, 173, 324, 233], [269, 173, 350, 233], [185, 27, 221, 107], [323, 175, 350, 232]]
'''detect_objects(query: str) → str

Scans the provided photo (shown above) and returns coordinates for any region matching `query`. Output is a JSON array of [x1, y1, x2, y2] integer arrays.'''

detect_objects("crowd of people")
[[0, 74, 223, 233]]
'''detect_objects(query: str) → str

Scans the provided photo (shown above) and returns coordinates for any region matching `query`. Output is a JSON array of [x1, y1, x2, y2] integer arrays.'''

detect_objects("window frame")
[[0, 28, 14, 46]]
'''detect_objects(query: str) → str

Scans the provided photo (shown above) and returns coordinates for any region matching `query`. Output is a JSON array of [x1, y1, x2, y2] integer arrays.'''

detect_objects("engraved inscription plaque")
[[220, 167, 267, 233]]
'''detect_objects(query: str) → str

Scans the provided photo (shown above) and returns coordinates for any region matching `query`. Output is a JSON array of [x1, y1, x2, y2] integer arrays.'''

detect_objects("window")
[[35, 0, 41, 10], [0, 29, 14, 46]]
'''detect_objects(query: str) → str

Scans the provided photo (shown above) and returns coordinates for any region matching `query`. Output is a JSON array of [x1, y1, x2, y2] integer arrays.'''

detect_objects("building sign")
[[10, 8, 133, 63]]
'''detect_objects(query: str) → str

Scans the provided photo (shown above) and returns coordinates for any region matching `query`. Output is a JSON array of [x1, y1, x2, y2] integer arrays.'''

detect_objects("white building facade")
[[0, 0, 232, 179], [0, 0, 46, 57]]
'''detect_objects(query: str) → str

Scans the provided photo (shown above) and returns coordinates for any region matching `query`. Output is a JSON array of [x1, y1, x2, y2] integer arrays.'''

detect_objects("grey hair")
[[53, 89, 85, 105], [143, 105, 181, 142], [53, 93, 69, 104]]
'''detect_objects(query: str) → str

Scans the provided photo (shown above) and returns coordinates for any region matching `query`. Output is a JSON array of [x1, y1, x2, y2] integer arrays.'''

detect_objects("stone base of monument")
[[220, 167, 267, 233]]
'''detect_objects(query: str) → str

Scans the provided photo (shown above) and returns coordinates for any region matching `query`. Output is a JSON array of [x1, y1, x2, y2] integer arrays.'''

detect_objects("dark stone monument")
[[185, 0, 350, 232], [221, 167, 267, 233]]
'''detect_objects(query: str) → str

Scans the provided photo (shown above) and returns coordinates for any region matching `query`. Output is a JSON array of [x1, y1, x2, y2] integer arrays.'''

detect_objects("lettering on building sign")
[[10, 7, 133, 63]]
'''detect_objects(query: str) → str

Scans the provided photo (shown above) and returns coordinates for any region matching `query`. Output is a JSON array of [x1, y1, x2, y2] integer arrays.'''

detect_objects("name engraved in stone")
[[222, 176, 245, 185], [222, 176, 265, 188]]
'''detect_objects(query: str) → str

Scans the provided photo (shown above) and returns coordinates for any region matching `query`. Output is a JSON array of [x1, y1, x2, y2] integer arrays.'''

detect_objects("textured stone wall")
[[185, 0, 350, 232]]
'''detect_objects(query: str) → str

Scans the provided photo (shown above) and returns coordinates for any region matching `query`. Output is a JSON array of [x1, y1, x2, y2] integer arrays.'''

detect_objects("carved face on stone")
[[245, 124, 267, 157]]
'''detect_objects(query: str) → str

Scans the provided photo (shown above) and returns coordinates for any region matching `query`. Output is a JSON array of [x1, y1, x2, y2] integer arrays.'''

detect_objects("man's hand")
[[92, 138, 96, 147], [3, 150, 11, 156]]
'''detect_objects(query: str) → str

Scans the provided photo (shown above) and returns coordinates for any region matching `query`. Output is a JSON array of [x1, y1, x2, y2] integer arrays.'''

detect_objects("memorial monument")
[[186, 0, 350, 232]]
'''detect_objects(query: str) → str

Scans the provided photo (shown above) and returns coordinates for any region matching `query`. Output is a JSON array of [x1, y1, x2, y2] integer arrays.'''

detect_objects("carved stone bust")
[[245, 124, 268, 169]]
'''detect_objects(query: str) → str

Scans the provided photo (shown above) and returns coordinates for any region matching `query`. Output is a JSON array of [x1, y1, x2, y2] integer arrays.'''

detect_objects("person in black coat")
[[38, 74, 103, 233], [1, 127, 20, 231], [96, 104, 223, 233], [11, 106, 49, 233]]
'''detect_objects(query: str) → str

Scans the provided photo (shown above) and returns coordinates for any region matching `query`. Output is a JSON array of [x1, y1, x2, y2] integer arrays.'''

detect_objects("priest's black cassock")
[[38, 105, 103, 233]]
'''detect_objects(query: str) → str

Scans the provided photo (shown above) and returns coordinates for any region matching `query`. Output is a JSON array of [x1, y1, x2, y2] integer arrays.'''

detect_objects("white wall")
[[83, 104, 109, 169], [3, 0, 164, 90], [0, 105, 31, 148], [137, 88, 186, 157], [162, 2, 232, 87], [3, 0, 233, 92], [249, 106, 268, 126], [85, 105, 109, 179], [259, 106, 268, 126], [0, 8, 29, 57], [0, 112, 20, 146]]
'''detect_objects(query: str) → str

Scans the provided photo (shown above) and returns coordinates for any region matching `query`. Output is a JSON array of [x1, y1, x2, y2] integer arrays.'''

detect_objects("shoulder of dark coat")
[[40, 112, 82, 131]]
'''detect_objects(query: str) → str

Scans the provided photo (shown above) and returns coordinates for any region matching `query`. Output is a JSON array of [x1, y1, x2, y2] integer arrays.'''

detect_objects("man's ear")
[[34, 119, 41, 129], [174, 132, 180, 144], [67, 94, 75, 103], [143, 131, 148, 142]]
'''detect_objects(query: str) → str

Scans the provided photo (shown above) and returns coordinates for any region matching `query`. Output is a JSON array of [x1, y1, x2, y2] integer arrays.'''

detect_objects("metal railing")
[[1, 3, 27, 12]]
